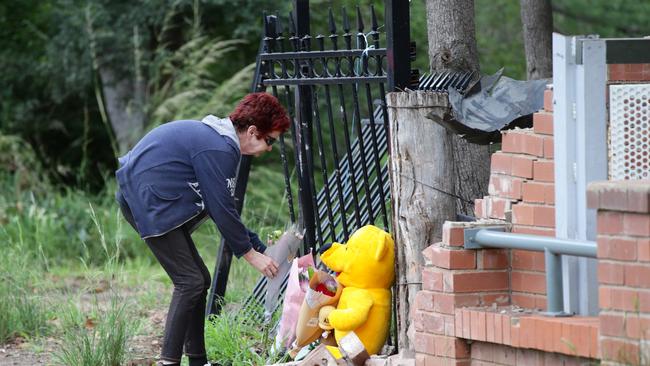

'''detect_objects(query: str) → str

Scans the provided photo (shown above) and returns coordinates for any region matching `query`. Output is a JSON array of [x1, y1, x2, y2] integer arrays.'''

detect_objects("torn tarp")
[[431, 69, 549, 144]]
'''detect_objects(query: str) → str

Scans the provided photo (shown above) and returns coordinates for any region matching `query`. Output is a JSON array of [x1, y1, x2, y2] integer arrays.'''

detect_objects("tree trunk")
[[388, 91, 457, 357], [99, 66, 146, 154], [519, 0, 553, 80], [425, 0, 480, 73], [425, 0, 490, 216]]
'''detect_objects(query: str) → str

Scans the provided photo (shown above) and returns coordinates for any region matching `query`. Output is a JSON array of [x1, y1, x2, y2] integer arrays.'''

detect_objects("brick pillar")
[[588, 180, 650, 365], [413, 221, 510, 365]]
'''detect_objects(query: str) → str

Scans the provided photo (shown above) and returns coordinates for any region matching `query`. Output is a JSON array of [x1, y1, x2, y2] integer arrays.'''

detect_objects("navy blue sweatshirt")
[[115, 119, 265, 257]]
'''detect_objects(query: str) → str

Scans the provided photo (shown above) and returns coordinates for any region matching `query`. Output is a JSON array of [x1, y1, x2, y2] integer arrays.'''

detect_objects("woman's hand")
[[243, 249, 279, 278]]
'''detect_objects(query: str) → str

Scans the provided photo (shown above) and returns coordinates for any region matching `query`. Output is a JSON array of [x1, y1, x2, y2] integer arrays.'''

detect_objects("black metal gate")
[[207, 0, 414, 317]]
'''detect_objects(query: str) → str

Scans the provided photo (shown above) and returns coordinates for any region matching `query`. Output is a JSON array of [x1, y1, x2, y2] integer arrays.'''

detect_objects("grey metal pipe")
[[465, 228, 597, 316], [473, 230, 597, 258]]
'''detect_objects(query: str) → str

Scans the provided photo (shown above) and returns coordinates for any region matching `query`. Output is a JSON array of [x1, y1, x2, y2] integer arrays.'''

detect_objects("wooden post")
[[387, 91, 457, 356]]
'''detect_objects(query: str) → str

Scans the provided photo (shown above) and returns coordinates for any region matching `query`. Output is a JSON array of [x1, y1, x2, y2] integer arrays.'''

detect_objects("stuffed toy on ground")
[[319, 225, 395, 359]]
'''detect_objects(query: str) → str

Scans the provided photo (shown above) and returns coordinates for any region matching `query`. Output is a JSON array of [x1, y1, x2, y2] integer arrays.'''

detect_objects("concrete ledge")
[[587, 180, 650, 213]]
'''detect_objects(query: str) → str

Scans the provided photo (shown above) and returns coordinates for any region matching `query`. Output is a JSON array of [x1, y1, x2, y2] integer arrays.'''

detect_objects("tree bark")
[[519, 0, 553, 80], [425, 0, 480, 73], [388, 91, 457, 357], [425, 0, 490, 216], [99, 67, 146, 154]]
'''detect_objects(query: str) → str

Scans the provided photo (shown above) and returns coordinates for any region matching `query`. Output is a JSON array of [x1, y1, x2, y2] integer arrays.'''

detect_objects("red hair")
[[229, 93, 290, 135]]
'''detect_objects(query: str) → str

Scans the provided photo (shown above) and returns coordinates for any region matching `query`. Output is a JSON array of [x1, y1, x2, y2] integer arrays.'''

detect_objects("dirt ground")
[[0, 308, 166, 366]]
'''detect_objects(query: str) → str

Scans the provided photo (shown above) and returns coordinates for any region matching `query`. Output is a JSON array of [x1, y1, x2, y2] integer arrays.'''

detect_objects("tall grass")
[[0, 240, 49, 343], [53, 296, 137, 366]]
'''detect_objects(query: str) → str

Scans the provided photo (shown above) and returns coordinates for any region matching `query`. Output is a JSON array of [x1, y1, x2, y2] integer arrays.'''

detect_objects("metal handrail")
[[464, 227, 597, 316]]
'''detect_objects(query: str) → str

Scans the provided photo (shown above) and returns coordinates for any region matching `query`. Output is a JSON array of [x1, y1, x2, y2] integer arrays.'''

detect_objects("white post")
[[575, 38, 607, 315], [552, 33, 579, 314]]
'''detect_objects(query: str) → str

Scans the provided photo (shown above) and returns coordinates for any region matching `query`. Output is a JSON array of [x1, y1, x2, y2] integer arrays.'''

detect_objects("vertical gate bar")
[[363, 82, 389, 228], [311, 84, 336, 243], [267, 16, 296, 225], [322, 11, 349, 240], [385, 0, 410, 92], [336, 7, 362, 230], [351, 9, 375, 224]]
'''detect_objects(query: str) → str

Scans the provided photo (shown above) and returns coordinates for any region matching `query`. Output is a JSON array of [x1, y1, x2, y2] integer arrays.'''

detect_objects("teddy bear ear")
[[374, 233, 389, 261]]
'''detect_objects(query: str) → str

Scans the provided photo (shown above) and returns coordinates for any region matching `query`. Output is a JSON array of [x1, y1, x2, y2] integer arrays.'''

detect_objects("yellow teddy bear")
[[319, 225, 395, 359]]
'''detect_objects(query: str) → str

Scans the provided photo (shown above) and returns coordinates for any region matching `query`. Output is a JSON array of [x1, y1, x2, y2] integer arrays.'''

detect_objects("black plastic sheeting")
[[428, 69, 550, 144]]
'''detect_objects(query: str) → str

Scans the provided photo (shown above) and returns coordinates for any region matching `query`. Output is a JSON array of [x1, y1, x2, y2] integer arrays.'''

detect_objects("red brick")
[[597, 211, 624, 235], [488, 174, 523, 200], [522, 181, 546, 203], [491, 152, 512, 175], [502, 315, 511, 346], [494, 314, 503, 344], [485, 197, 514, 220], [639, 238, 650, 262], [446, 271, 509, 293], [534, 205, 555, 228], [434, 334, 470, 358], [470, 310, 481, 340], [494, 343, 516, 365], [454, 309, 462, 338], [415, 290, 436, 311], [598, 261, 625, 285], [481, 293, 510, 306], [545, 183, 555, 204], [624, 264, 650, 288], [543, 136, 554, 158], [533, 112, 553, 135], [523, 133, 545, 157], [623, 314, 650, 339], [511, 155, 535, 178], [597, 236, 637, 261], [462, 309, 471, 338], [502, 131, 523, 154], [512, 203, 535, 225], [423, 245, 476, 270], [600, 337, 640, 364], [471, 341, 494, 362], [511, 271, 546, 294], [599, 313, 625, 337], [510, 318, 520, 347], [422, 267, 444, 291], [485, 313, 495, 343], [623, 212, 650, 236], [433, 293, 481, 315], [512, 249, 545, 271], [543, 88, 553, 112], [477, 312, 487, 341], [415, 310, 445, 334], [480, 249, 509, 269], [511, 293, 544, 310], [533, 160, 554, 182], [512, 225, 555, 237], [414, 331, 436, 355], [442, 222, 465, 246]]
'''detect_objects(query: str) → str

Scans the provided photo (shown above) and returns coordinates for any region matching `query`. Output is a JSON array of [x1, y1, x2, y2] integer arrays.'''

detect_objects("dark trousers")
[[118, 196, 211, 362]]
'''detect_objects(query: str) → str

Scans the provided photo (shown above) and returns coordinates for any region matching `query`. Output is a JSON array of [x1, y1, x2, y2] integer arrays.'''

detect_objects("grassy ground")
[[0, 140, 288, 365]]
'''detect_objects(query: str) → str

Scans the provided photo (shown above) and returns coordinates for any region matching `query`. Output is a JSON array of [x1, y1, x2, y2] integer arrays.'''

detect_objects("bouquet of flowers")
[[294, 267, 342, 348]]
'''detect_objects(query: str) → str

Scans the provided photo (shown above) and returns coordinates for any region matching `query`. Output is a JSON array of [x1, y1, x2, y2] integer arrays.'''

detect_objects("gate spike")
[[342, 7, 350, 33], [328, 8, 336, 35], [289, 10, 297, 36], [370, 5, 378, 32], [275, 12, 284, 36], [356, 6, 364, 33]]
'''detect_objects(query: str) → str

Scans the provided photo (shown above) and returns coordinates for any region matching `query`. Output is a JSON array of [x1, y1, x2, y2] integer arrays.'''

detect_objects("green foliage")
[[204, 306, 288, 365], [0, 242, 49, 343], [53, 296, 138, 366]]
